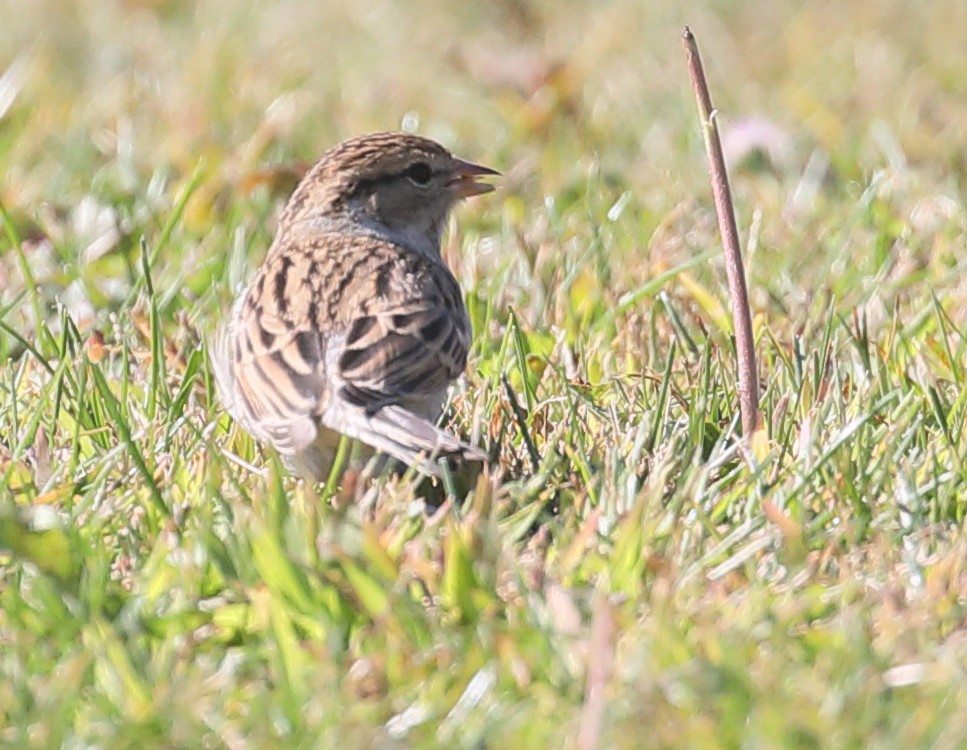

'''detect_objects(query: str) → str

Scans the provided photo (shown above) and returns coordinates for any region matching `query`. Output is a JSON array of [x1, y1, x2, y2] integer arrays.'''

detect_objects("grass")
[[2, 0, 967, 747]]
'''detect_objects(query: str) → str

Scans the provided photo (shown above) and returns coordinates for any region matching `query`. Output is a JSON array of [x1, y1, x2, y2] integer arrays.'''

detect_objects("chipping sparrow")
[[212, 132, 497, 479]]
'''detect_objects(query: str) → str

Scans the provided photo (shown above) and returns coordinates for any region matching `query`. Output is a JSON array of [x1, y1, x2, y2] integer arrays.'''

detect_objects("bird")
[[212, 131, 498, 480]]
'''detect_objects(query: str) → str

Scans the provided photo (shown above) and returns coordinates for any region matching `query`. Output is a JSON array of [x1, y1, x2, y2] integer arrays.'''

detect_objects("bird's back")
[[213, 232, 473, 478]]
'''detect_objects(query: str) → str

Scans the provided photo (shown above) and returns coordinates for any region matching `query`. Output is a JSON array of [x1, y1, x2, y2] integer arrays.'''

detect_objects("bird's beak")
[[448, 158, 500, 198]]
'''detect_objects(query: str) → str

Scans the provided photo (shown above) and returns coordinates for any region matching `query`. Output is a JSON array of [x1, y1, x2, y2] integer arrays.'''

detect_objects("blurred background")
[[4, 4, 967, 746], [2, 0, 966, 347]]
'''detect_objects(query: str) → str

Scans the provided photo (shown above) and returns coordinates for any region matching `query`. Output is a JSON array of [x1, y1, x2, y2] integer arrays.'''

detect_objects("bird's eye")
[[404, 162, 433, 186]]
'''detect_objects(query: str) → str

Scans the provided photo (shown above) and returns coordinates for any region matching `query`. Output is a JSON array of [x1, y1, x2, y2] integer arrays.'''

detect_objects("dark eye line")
[[344, 163, 435, 199]]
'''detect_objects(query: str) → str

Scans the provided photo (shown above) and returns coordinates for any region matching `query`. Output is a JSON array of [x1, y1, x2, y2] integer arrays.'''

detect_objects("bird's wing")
[[317, 262, 484, 473], [334, 299, 469, 412]]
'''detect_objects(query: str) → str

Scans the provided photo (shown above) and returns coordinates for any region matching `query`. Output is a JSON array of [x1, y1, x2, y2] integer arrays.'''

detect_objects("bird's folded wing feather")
[[334, 302, 469, 412], [215, 304, 327, 454], [320, 299, 483, 471]]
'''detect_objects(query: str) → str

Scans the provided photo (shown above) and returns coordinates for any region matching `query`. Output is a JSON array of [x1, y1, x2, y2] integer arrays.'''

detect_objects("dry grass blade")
[[576, 591, 615, 750]]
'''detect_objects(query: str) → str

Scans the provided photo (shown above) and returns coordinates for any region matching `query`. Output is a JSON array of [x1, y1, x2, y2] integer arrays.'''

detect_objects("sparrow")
[[212, 132, 497, 480]]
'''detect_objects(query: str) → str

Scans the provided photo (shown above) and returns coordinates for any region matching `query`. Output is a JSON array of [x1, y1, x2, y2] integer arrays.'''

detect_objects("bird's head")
[[280, 132, 498, 254]]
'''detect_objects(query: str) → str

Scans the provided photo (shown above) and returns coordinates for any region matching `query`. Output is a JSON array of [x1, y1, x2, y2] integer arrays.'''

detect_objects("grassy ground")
[[3, 0, 967, 747]]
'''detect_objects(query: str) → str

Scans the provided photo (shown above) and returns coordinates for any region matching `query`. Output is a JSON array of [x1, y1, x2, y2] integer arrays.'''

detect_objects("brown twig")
[[682, 27, 759, 436]]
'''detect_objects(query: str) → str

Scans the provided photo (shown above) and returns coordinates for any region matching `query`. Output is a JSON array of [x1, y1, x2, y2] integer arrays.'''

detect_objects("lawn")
[[2, 1, 967, 747]]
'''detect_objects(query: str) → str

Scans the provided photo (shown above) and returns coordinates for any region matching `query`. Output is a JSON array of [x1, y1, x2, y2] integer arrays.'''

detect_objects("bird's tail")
[[337, 404, 486, 476]]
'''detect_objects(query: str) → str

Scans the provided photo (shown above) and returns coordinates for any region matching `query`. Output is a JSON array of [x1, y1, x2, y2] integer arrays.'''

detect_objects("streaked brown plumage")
[[212, 132, 497, 479]]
